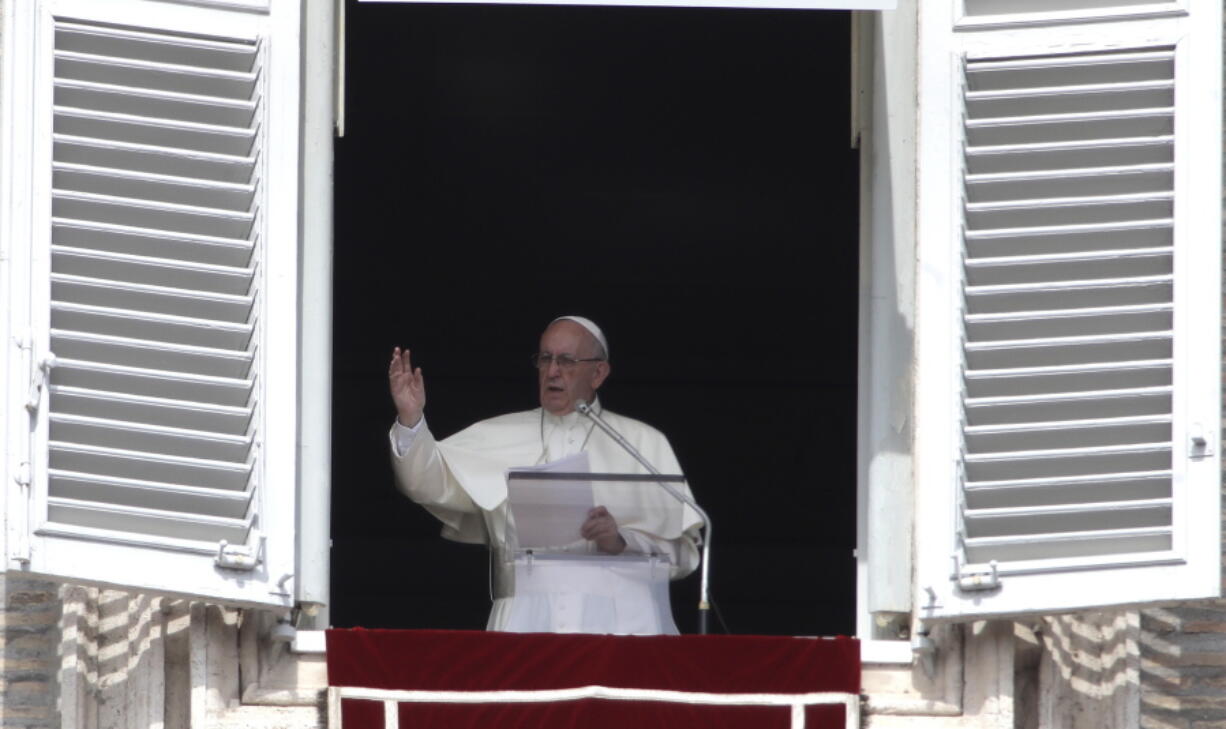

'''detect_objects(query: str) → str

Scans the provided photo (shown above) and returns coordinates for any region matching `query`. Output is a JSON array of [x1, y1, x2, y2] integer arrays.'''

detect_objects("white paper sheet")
[[506, 453, 595, 551]]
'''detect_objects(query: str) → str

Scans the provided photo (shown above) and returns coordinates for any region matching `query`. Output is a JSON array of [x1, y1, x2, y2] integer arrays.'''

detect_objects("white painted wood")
[[383, 700, 399, 729], [48, 468, 251, 516], [1, 0, 38, 569], [955, 0, 1185, 30], [2, 0, 302, 607], [296, 0, 336, 612], [915, 2, 1220, 620], [256, 0, 305, 610], [855, 0, 918, 628], [337, 684, 860, 710], [327, 687, 343, 729]]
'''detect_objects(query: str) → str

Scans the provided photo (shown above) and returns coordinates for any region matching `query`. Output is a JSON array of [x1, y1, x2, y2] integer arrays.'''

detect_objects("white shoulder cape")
[[431, 409, 702, 546]]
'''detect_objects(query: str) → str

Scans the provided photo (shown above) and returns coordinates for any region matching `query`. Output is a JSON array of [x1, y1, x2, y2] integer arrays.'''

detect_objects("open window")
[[332, 1, 866, 637], [1, 0, 306, 608]]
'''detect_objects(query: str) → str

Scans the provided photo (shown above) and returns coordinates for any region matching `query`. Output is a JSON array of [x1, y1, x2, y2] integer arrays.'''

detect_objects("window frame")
[[853, 2, 918, 660]]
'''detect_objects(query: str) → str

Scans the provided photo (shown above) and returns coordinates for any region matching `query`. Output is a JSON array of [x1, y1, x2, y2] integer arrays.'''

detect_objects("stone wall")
[[0, 578, 326, 729], [1138, 606, 1226, 729], [55, 588, 323, 729], [0, 577, 61, 729]]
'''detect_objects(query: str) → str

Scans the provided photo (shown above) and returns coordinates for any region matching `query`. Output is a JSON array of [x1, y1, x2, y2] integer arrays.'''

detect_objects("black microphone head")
[[575, 399, 591, 415]]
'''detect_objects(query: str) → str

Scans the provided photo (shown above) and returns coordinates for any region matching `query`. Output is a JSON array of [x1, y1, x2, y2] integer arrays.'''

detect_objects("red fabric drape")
[[328, 629, 860, 729]]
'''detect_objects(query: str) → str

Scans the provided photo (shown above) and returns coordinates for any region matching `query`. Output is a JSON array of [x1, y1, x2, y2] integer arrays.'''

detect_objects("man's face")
[[537, 321, 610, 415]]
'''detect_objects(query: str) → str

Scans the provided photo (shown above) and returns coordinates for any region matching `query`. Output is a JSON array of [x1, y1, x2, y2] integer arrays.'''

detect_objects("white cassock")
[[389, 400, 703, 635]]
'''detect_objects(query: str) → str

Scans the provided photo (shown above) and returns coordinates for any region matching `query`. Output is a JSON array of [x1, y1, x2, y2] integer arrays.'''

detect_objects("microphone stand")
[[576, 401, 714, 635]]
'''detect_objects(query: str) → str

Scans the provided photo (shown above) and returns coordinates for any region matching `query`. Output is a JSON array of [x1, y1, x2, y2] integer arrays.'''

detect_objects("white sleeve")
[[392, 416, 425, 457], [388, 418, 477, 513], [620, 528, 700, 580]]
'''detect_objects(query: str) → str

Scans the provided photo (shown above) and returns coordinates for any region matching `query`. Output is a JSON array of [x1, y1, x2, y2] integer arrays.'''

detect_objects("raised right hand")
[[389, 347, 426, 427]]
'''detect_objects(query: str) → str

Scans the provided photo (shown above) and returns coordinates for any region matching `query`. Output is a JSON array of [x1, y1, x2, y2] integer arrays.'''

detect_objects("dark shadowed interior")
[[331, 1, 859, 637]]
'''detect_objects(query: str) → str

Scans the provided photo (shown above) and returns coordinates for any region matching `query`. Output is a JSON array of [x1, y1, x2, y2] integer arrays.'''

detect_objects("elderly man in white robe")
[[388, 316, 702, 635]]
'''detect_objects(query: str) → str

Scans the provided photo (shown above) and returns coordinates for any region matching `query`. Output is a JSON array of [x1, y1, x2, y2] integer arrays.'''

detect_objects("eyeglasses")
[[532, 352, 605, 370]]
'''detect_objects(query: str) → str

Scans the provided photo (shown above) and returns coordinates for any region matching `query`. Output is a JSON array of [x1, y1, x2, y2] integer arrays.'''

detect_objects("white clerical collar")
[[539, 397, 601, 463], [542, 397, 601, 427]]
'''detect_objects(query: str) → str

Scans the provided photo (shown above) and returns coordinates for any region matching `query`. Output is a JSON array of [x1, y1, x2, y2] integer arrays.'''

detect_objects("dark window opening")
[[331, 1, 858, 636]]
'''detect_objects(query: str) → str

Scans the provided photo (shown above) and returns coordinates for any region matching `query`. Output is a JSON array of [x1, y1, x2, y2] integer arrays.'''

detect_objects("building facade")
[[0, 0, 1222, 727]]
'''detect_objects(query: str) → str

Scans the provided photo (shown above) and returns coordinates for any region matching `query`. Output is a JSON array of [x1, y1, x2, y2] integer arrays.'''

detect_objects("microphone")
[[576, 400, 715, 635]]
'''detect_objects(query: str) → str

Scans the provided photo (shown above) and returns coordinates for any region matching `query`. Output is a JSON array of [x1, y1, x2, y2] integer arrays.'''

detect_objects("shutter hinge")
[[1190, 423, 1214, 460], [25, 353, 56, 414], [271, 572, 293, 598], [215, 531, 264, 571], [953, 554, 1000, 592]]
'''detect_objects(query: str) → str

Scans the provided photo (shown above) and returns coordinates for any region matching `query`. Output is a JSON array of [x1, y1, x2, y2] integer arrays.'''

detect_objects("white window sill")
[[293, 629, 327, 654], [292, 630, 912, 664], [860, 638, 912, 665]]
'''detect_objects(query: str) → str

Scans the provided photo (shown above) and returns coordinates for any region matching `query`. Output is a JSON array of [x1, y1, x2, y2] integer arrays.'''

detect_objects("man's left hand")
[[581, 506, 626, 554]]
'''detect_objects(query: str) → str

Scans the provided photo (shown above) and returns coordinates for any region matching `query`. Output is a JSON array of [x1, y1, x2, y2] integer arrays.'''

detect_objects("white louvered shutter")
[[914, 3, 1221, 620], [3, 0, 301, 607], [957, 0, 1178, 25]]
